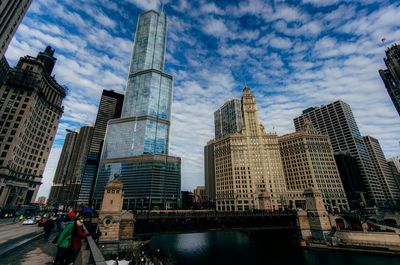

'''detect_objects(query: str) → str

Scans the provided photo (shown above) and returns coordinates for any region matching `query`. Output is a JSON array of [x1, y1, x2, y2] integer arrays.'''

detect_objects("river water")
[[148, 230, 400, 265]]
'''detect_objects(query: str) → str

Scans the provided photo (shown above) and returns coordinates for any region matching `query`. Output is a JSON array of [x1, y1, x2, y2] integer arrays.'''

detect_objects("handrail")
[[83, 225, 106, 265]]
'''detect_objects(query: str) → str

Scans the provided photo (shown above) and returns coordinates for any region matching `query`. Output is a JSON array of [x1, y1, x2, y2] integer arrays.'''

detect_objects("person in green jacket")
[[54, 216, 74, 265]]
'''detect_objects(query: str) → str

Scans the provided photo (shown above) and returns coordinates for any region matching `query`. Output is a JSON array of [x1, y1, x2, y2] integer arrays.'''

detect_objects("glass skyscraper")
[[214, 99, 243, 139], [93, 10, 181, 210], [76, 90, 124, 207]]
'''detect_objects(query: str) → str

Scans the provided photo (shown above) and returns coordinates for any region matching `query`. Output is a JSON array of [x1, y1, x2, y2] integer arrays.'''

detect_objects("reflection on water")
[[149, 231, 400, 265], [176, 233, 208, 253]]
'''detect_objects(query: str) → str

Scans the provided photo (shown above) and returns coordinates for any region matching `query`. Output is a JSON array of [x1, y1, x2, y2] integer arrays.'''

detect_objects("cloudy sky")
[[5, 0, 400, 198]]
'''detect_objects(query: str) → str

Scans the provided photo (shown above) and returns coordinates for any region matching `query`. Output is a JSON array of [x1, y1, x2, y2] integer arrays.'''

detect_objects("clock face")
[[103, 216, 113, 226], [247, 105, 254, 111]]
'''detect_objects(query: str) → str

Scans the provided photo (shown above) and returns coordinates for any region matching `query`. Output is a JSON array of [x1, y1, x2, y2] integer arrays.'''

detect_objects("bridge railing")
[[135, 210, 297, 219], [75, 225, 106, 265]]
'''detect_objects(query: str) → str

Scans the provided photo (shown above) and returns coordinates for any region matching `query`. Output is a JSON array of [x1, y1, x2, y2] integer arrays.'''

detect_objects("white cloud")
[[269, 36, 293, 49], [8, 0, 400, 196], [126, 0, 162, 10]]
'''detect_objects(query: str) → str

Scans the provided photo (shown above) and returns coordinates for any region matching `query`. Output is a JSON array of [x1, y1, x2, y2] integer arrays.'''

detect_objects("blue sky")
[[5, 0, 400, 198]]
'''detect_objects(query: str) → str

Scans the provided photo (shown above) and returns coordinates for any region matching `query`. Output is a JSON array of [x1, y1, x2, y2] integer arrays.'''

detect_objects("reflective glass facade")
[[93, 155, 181, 210], [102, 10, 172, 160], [93, 10, 181, 209], [214, 99, 243, 139], [76, 90, 124, 206]]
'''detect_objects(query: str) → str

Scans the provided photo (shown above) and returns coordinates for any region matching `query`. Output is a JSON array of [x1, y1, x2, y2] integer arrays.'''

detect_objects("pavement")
[[0, 218, 57, 264], [0, 235, 57, 265], [0, 219, 42, 244]]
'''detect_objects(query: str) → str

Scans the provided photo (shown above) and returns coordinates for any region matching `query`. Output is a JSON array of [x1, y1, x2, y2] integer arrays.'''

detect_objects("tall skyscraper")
[[93, 10, 181, 210], [363, 136, 400, 208], [213, 86, 287, 211], [0, 57, 10, 85], [294, 100, 384, 207], [48, 131, 78, 207], [334, 152, 366, 209], [0, 0, 32, 59], [279, 119, 349, 212], [48, 126, 94, 208], [204, 139, 216, 202], [0, 46, 66, 206], [76, 90, 124, 207], [214, 99, 243, 139], [379, 44, 400, 116], [387, 157, 400, 202]]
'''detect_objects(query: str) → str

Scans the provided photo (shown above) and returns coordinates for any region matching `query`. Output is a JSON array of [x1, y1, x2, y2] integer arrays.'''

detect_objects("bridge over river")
[[133, 211, 298, 235]]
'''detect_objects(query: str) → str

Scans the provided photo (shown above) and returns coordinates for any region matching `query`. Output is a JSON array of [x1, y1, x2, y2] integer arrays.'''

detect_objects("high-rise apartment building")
[[379, 44, 400, 116], [0, 46, 66, 206], [387, 158, 400, 199], [48, 126, 94, 208], [214, 99, 243, 139], [279, 119, 349, 212], [48, 131, 77, 207], [64, 126, 93, 207], [294, 100, 385, 207], [76, 90, 124, 207], [204, 139, 216, 202], [0, 57, 10, 85], [0, 0, 32, 59], [334, 152, 366, 209], [214, 86, 287, 211], [363, 136, 400, 208], [93, 10, 181, 210]]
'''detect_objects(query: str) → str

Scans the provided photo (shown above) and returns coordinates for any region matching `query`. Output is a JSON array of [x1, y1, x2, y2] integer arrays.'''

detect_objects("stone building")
[[98, 178, 134, 255], [193, 186, 207, 203], [0, 0, 32, 58], [363, 136, 400, 208], [279, 119, 349, 212], [214, 86, 287, 211], [294, 100, 384, 207], [0, 46, 66, 207]]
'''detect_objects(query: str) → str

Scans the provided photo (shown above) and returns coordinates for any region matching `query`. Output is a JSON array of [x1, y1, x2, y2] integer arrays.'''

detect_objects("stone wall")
[[334, 231, 400, 251]]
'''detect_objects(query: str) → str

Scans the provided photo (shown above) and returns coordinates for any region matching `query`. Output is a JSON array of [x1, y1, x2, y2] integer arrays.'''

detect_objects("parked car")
[[22, 217, 37, 225]]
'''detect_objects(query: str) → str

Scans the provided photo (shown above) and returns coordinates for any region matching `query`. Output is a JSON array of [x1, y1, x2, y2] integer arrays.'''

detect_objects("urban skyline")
[[4, 0, 400, 198]]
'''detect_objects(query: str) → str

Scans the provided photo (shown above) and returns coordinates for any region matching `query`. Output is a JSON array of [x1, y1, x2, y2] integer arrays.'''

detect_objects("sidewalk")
[[0, 220, 42, 244], [0, 234, 57, 265]]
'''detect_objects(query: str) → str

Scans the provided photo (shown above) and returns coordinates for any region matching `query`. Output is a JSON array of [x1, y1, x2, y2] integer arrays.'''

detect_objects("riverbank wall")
[[331, 230, 400, 251]]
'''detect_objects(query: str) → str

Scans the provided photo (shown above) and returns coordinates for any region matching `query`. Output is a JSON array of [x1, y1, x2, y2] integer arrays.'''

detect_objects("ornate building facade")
[[279, 120, 349, 212], [379, 44, 400, 116], [214, 86, 287, 211], [0, 46, 65, 206]]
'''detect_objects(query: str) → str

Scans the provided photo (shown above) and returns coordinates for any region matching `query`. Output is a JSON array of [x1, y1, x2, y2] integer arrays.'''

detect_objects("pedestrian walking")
[[53, 216, 74, 265], [67, 218, 88, 264], [43, 216, 56, 241]]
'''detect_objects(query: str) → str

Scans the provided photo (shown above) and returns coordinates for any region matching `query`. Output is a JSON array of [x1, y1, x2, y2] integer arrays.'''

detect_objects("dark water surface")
[[148, 230, 400, 265]]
